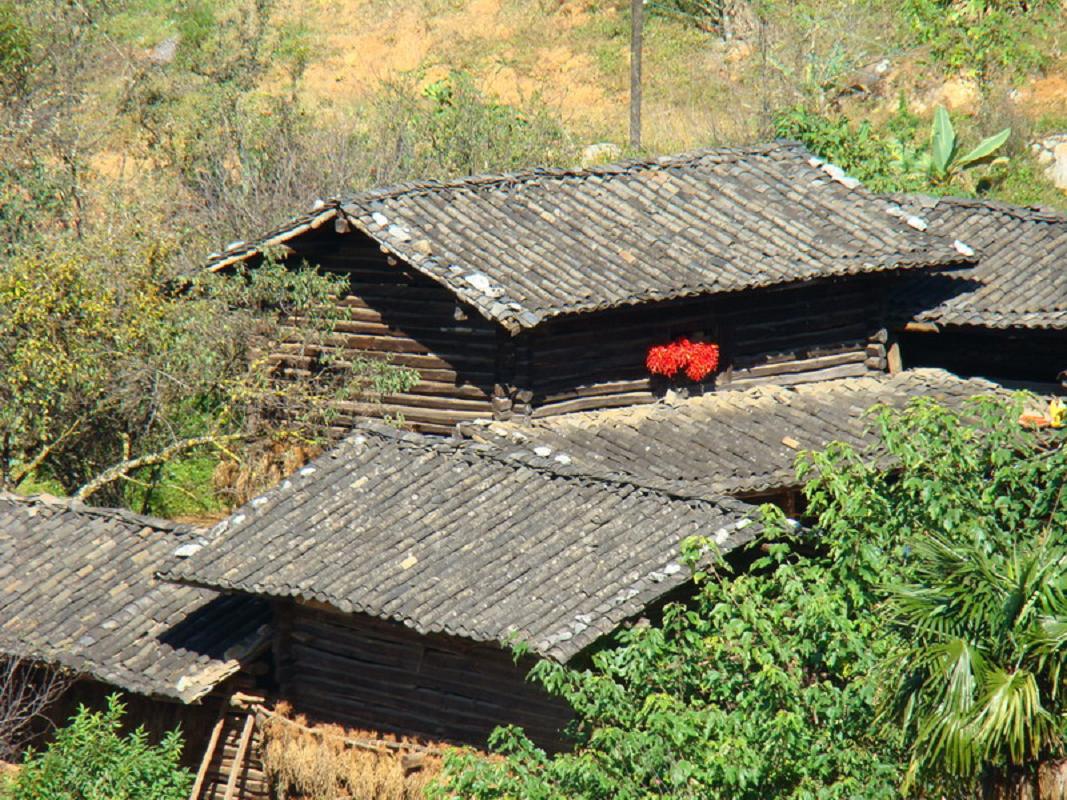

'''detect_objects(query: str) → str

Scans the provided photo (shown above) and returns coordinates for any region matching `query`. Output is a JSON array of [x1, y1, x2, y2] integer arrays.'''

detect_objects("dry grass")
[[213, 442, 321, 509], [260, 703, 443, 800]]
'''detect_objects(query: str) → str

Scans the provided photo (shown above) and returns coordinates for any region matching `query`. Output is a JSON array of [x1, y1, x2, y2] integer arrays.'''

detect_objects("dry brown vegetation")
[[260, 703, 443, 800]]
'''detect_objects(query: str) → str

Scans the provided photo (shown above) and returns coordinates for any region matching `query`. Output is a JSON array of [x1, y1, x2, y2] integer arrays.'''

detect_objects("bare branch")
[[0, 657, 72, 762], [74, 433, 246, 503]]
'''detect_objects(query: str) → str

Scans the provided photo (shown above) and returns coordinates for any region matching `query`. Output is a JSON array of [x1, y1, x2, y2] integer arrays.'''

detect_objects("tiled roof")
[[0, 494, 269, 703], [892, 195, 1067, 330], [206, 143, 969, 332], [457, 369, 1002, 499], [163, 424, 761, 662]]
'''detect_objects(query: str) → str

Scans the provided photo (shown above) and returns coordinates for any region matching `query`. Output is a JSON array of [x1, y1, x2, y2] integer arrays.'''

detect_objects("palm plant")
[[881, 530, 1067, 798]]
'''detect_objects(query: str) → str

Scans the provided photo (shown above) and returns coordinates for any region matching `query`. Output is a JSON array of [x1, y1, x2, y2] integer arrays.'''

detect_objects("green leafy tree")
[[1, 694, 192, 800], [0, 223, 416, 510], [434, 394, 1067, 799], [881, 534, 1067, 797], [431, 530, 904, 800]]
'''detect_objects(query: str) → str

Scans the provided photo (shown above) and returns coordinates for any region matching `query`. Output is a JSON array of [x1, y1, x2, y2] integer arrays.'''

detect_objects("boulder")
[[1031, 134, 1067, 191], [580, 142, 622, 167]]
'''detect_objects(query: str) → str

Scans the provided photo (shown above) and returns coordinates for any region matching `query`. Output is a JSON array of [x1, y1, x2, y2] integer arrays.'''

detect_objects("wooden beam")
[[629, 0, 643, 149], [903, 321, 940, 334]]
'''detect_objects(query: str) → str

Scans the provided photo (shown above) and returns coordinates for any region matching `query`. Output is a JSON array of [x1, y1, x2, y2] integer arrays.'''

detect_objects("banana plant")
[[927, 105, 1011, 186]]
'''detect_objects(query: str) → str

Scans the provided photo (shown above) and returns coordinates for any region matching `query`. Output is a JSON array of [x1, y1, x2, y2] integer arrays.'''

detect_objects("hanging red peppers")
[[646, 337, 720, 382]]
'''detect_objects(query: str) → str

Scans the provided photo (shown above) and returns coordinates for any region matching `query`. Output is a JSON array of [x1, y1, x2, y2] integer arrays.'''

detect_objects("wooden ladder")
[[189, 703, 257, 800]]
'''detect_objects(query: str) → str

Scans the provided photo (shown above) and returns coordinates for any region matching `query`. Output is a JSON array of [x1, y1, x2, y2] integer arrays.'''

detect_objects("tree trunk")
[[984, 768, 1038, 800], [1038, 760, 1067, 799], [983, 761, 1067, 800]]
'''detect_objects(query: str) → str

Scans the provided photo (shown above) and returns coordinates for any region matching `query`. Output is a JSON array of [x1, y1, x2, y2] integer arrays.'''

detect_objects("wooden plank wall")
[[274, 601, 572, 751], [273, 229, 499, 435], [269, 231, 898, 429], [523, 278, 889, 418]]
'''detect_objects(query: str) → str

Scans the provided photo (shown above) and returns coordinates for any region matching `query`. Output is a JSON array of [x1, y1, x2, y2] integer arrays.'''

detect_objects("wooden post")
[[629, 0, 643, 150]]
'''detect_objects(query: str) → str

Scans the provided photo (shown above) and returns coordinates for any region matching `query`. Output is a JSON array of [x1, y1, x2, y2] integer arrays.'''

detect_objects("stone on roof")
[[164, 425, 761, 662], [457, 369, 1004, 500], [891, 195, 1067, 330], [0, 494, 269, 703], [207, 142, 969, 332]]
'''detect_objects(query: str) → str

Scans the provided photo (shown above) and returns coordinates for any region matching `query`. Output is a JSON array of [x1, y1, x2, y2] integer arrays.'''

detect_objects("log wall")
[[275, 228, 499, 435], [273, 601, 571, 751], [272, 231, 897, 429], [521, 277, 890, 418]]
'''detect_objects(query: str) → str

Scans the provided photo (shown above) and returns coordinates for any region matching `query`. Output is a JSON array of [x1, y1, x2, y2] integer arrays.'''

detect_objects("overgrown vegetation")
[[0, 695, 192, 800], [0, 0, 572, 515], [432, 395, 1067, 798], [775, 100, 1028, 199]]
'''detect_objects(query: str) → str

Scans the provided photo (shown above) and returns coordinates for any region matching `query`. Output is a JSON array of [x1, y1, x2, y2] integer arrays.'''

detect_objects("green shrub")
[[901, 0, 1055, 78], [774, 105, 929, 193], [1, 695, 192, 800], [432, 394, 1067, 799]]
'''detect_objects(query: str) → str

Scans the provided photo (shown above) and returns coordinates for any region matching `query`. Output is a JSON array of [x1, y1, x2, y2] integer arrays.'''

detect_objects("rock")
[[1049, 143, 1067, 191], [843, 58, 891, 95], [147, 36, 179, 65], [1031, 134, 1067, 191], [580, 142, 622, 167], [914, 76, 981, 114]]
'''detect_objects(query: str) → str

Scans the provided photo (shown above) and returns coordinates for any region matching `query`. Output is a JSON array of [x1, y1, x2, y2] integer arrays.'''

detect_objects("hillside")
[[1, 0, 1066, 517]]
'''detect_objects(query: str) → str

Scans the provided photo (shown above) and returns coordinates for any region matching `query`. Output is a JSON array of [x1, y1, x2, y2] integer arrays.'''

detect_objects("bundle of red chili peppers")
[[646, 338, 720, 381]]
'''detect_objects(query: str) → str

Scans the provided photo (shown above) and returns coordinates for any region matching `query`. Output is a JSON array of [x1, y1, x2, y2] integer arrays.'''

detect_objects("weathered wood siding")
[[521, 277, 891, 418], [273, 601, 571, 750], [271, 232, 898, 428], [273, 228, 499, 435]]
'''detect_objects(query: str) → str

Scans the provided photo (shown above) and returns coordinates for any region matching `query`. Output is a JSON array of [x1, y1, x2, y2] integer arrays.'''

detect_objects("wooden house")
[[164, 423, 761, 750], [891, 196, 1067, 388], [206, 143, 971, 434], [0, 494, 271, 800]]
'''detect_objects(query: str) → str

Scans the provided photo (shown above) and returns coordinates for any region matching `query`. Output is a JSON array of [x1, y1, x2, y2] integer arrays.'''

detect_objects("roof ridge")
[[0, 491, 192, 535], [464, 368, 975, 429], [336, 421, 753, 513], [893, 192, 1067, 224], [342, 141, 804, 204]]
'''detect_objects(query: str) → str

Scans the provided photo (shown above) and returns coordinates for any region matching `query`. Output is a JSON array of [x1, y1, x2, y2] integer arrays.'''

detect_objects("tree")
[[430, 528, 904, 800], [0, 659, 71, 764], [0, 226, 416, 510], [881, 534, 1067, 799], [432, 394, 1067, 799], [0, 694, 192, 800], [800, 396, 1067, 798]]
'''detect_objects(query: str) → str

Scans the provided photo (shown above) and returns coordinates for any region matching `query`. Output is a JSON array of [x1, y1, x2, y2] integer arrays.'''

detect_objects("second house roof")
[[893, 195, 1067, 330], [163, 424, 761, 662], [207, 142, 969, 332], [0, 494, 269, 703]]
